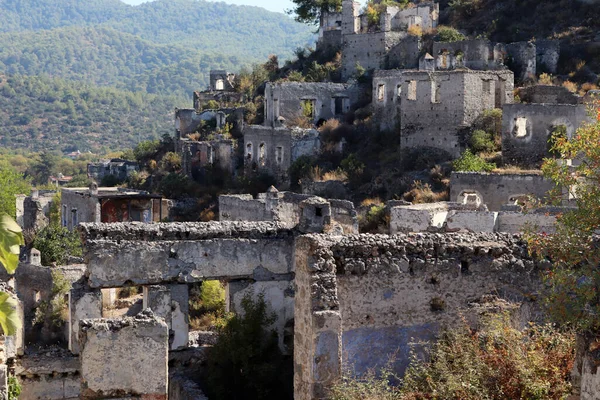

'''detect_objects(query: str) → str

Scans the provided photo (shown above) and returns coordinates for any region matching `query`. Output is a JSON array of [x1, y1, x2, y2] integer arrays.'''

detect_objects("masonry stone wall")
[[505, 42, 537, 82], [243, 125, 293, 183], [399, 70, 513, 157], [386, 35, 420, 70], [342, 31, 406, 81], [61, 189, 99, 229], [79, 312, 169, 399], [264, 82, 359, 126], [218, 194, 273, 221], [433, 39, 496, 70], [501, 103, 589, 167], [450, 172, 556, 211], [16, 191, 56, 231], [518, 85, 581, 104], [15, 353, 80, 400], [301, 180, 350, 200], [535, 40, 560, 74], [294, 233, 544, 399], [372, 69, 404, 131]]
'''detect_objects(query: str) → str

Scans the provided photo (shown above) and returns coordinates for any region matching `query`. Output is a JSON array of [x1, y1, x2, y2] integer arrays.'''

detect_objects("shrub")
[[33, 270, 71, 329], [403, 181, 448, 203], [359, 203, 387, 233], [189, 280, 227, 331], [203, 100, 219, 110], [435, 26, 465, 42], [331, 313, 574, 400], [407, 25, 423, 37], [33, 224, 82, 265], [289, 156, 316, 187], [401, 314, 574, 400], [452, 149, 496, 172], [286, 70, 305, 82], [538, 73, 554, 85], [8, 376, 21, 400], [562, 80, 578, 93], [469, 129, 495, 153], [205, 293, 292, 400]]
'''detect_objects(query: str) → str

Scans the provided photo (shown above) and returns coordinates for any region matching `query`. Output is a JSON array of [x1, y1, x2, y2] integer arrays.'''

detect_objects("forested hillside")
[[0, 74, 184, 152], [0, 0, 314, 151]]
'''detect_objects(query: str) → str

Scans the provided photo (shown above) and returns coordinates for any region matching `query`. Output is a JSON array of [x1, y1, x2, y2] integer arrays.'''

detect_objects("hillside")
[[0, 26, 243, 95], [0, 0, 314, 61], [0, 74, 185, 152]]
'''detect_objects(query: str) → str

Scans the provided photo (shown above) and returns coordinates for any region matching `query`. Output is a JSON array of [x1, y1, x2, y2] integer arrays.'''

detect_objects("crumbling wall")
[[294, 233, 544, 399], [433, 39, 495, 70], [400, 70, 512, 157], [504, 42, 536, 82], [243, 125, 292, 182], [535, 40, 560, 74], [79, 312, 169, 399], [61, 189, 99, 229], [264, 82, 359, 126], [301, 180, 350, 200], [15, 352, 80, 400], [501, 103, 589, 167], [341, 31, 406, 81], [16, 191, 56, 231], [372, 70, 403, 131], [450, 172, 556, 211], [518, 85, 581, 105], [218, 195, 272, 221], [386, 36, 420, 70]]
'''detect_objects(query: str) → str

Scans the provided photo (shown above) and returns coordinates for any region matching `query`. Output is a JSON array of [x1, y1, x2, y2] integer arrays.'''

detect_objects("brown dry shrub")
[[562, 80, 578, 93], [286, 114, 313, 129], [403, 181, 448, 204]]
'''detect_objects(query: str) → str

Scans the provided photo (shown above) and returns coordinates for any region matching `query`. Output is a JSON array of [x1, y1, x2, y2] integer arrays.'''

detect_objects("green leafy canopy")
[[0, 213, 24, 274]]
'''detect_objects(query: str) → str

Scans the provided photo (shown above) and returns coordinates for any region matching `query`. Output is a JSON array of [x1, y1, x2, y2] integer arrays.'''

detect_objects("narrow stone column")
[[68, 286, 102, 355], [143, 284, 189, 350]]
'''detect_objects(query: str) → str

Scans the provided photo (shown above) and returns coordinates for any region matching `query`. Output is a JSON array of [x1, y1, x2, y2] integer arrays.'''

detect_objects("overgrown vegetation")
[[189, 280, 228, 331], [452, 149, 496, 172], [330, 313, 574, 400], [33, 270, 71, 330], [525, 103, 600, 332], [8, 376, 21, 400], [32, 223, 83, 266], [205, 293, 292, 400]]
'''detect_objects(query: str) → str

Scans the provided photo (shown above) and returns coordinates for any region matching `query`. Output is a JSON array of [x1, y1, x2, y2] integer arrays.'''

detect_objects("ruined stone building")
[[502, 85, 591, 167], [193, 69, 244, 108], [372, 68, 514, 155], [243, 125, 320, 185], [263, 81, 360, 127], [61, 185, 165, 229], [15, 189, 56, 232], [338, 0, 439, 80], [87, 158, 139, 183]]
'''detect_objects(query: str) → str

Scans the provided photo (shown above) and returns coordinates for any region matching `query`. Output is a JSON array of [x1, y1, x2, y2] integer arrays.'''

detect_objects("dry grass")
[[538, 73, 554, 85], [286, 114, 313, 129], [492, 165, 543, 175], [407, 25, 423, 37], [403, 181, 448, 204], [562, 80, 578, 93], [360, 197, 383, 207], [310, 165, 348, 182]]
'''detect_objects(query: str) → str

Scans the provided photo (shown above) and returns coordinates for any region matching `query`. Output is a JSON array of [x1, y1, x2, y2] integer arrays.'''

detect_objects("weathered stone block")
[[79, 311, 168, 399], [68, 287, 102, 355]]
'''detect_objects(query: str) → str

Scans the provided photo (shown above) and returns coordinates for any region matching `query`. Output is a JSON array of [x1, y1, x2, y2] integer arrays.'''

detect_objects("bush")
[[189, 280, 227, 331], [435, 26, 465, 42], [403, 181, 448, 204], [8, 376, 21, 400], [205, 292, 292, 400], [469, 129, 495, 153], [331, 313, 574, 400], [33, 224, 83, 265], [452, 149, 496, 172], [359, 203, 388, 233]]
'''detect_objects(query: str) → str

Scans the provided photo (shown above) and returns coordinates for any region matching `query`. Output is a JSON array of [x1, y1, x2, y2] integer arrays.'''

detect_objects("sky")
[[119, 0, 296, 14]]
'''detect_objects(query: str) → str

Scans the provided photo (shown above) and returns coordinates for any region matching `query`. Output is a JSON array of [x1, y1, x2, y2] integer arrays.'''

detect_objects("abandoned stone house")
[[263, 81, 360, 127], [86, 158, 139, 183], [337, 0, 439, 80], [502, 85, 592, 168], [61, 185, 165, 229], [370, 68, 514, 155], [242, 125, 320, 186], [193, 70, 244, 109]]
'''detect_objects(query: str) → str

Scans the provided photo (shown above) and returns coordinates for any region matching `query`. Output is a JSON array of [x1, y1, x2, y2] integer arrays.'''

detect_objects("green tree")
[[29, 151, 61, 185], [0, 214, 23, 335], [452, 149, 496, 172], [33, 223, 83, 266], [206, 293, 292, 400], [287, 0, 342, 25], [525, 105, 600, 332], [0, 163, 30, 218]]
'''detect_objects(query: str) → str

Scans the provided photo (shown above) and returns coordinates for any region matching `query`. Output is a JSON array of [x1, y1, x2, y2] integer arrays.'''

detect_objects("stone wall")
[[386, 35, 420, 70], [341, 31, 406, 81], [372, 69, 404, 131], [15, 352, 80, 400], [79, 312, 168, 399], [61, 189, 99, 229], [263, 82, 359, 126], [301, 180, 350, 200], [450, 172, 556, 211], [399, 70, 513, 158], [218, 194, 273, 222], [243, 125, 293, 183], [294, 233, 544, 399], [433, 39, 496, 70], [16, 190, 56, 231], [518, 85, 581, 104], [501, 103, 589, 167], [504, 42, 537, 82]]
